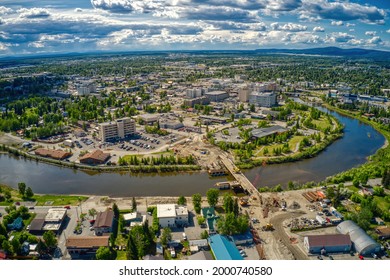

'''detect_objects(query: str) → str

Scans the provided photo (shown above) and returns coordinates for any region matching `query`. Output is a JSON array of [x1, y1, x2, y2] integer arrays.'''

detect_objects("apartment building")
[[99, 117, 136, 141], [249, 92, 277, 108]]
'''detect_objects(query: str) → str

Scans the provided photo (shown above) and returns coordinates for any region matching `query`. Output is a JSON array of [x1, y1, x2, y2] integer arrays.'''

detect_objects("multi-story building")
[[204, 91, 229, 102], [99, 117, 136, 142], [249, 92, 277, 108], [157, 204, 189, 228]]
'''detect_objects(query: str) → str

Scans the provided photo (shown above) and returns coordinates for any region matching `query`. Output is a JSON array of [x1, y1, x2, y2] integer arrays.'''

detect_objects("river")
[[0, 109, 385, 196]]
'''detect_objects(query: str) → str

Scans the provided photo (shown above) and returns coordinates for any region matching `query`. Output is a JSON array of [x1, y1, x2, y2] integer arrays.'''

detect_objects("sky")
[[0, 0, 389, 56]]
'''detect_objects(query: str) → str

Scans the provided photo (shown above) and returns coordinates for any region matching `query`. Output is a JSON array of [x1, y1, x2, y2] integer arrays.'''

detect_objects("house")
[[208, 234, 243, 260], [303, 234, 351, 255], [231, 231, 253, 246], [66, 236, 110, 259], [185, 251, 213, 260], [375, 226, 390, 240], [143, 255, 164, 260], [34, 148, 71, 160], [79, 150, 110, 165], [156, 204, 188, 228], [7, 217, 24, 231], [201, 207, 219, 234], [123, 212, 146, 227], [94, 209, 115, 235]]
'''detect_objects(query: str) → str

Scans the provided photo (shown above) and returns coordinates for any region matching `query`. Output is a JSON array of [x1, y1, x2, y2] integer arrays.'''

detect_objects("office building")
[[99, 117, 136, 141]]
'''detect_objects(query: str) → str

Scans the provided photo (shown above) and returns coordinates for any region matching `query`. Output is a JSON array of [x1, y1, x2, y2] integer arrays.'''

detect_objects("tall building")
[[238, 87, 250, 102], [249, 92, 277, 108], [99, 117, 136, 141]]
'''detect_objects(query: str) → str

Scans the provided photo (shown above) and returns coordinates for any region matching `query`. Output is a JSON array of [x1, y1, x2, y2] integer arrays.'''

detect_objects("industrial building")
[[251, 125, 288, 139], [304, 234, 352, 254], [99, 117, 136, 142], [336, 220, 381, 256], [28, 208, 67, 234], [79, 150, 110, 165], [156, 204, 189, 228], [208, 234, 243, 260], [204, 91, 229, 102], [249, 92, 277, 107]]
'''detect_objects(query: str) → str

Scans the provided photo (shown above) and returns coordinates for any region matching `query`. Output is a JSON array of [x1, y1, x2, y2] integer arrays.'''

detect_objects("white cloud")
[[367, 36, 382, 45], [331, 20, 343, 26], [365, 31, 376, 37], [386, 29, 390, 34], [270, 22, 307, 32], [326, 32, 354, 43], [313, 26, 324, 32], [346, 23, 355, 27], [0, 6, 13, 15], [18, 8, 51, 19], [302, 0, 386, 24]]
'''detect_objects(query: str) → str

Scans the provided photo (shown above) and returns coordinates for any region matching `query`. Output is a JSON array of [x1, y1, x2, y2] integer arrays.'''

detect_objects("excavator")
[[262, 223, 274, 231]]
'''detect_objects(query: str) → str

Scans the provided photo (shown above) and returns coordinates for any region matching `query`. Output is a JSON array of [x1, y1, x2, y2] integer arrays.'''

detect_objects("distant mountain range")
[[254, 47, 390, 60]]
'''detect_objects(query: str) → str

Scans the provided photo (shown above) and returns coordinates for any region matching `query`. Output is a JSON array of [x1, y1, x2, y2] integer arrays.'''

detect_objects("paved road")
[[270, 211, 308, 260]]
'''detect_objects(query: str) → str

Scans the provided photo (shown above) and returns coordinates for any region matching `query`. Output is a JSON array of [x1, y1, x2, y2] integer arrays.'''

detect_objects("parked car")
[[64, 205, 71, 209], [359, 255, 364, 260]]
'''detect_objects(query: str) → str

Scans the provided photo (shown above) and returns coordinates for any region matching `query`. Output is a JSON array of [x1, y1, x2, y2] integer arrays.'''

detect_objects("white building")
[[249, 92, 277, 108], [99, 117, 136, 142], [76, 81, 96, 95], [156, 204, 189, 228]]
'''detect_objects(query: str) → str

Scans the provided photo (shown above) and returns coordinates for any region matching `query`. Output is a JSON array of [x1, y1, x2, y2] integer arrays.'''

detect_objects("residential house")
[[94, 209, 115, 235]]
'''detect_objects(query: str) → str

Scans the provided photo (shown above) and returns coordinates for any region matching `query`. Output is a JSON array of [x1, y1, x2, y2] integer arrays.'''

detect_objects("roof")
[[123, 212, 140, 221], [94, 209, 114, 228], [187, 251, 213, 260], [143, 255, 164, 260], [305, 234, 351, 247], [189, 239, 208, 247], [45, 209, 67, 222], [231, 231, 254, 243], [251, 125, 288, 139], [376, 226, 390, 236], [28, 218, 45, 231], [175, 206, 188, 216], [79, 150, 110, 163], [336, 220, 380, 254], [208, 234, 243, 260], [205, 91, 227, 96], [34, 148, 71, 160], [250, 91, 275, 96], [66, 236, 109, 249], [157, 204, 176, 218]]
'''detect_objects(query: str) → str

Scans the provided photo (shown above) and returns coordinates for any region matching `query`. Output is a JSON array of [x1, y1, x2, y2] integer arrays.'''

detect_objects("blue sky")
[[0, 0, 389, 56]]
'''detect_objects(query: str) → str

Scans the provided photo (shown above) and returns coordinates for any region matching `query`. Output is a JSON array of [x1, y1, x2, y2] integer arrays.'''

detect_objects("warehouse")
[[303, 234, 351, 255], [336, 220, 381, 256]]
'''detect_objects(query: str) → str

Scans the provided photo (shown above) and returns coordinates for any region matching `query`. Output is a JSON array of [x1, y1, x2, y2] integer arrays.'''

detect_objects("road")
[[270, 211, 308, 260]]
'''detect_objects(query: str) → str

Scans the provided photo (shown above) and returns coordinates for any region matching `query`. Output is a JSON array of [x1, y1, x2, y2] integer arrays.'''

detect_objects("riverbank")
[[322, 103, 390, 184]]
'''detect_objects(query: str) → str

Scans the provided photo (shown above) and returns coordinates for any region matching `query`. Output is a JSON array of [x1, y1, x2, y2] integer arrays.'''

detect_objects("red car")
[[64, 205, 71, 209], [89, 220, 95, 225], [359, 255, 364, 260]]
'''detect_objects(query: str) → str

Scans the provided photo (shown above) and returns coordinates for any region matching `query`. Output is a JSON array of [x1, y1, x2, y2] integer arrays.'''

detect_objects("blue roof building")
[[231, 231, 254, 245], [7, 217, 24, 231], [208, 234, 243, 260]]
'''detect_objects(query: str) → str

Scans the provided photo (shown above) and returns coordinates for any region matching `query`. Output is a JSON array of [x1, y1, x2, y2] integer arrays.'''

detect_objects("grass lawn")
[[116, 251, 127, 260], [312, 117, 332, 131], [346, 185, 360, 193], [373, 196, 390, 213], [115, 234, 128, 247], [33, 195, 88, 206], [254, 136, 305, 157]]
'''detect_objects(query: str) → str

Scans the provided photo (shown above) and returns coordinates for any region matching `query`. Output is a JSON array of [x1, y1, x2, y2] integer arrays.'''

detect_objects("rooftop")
[[94, 209, 114, 228], [45, 208, 67, 222], [66, 236, 109, 249], [251, 125, 288, 139], [157, 204, 176, 218], [79, 150, 110, 163], [305, 234, 351, 247], [175, 206, 188, 216], [208, 234, 243, 260]]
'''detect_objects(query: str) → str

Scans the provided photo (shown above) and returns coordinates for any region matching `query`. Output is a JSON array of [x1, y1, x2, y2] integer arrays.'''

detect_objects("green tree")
[[233, 198, 239, 217], [88, 208, 97, 218], [127, 235, 138, 260], [132, 197, 137, 211], [96, 247, 113, 260], [177, 196, 187, 205], [200, 230, 209, 239], [192, 193, 202, 214], [206, 189, 219, 208], [42, 231, 57, 249], [160, 227, 172, 247], [112, 203, 119, 219], [223, 194, 234, 214], [18, 182, 26, 198], [373, 186, 385, 197], [197, 216, 205, 226], [25, 187, 34, 200]]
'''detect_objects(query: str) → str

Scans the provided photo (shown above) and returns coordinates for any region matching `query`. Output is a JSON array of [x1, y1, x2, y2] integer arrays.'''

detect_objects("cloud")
[[313, 26, 324, 32], [91, 0, 165, 13], [0, 6, 13, 15], [346, 23, 355, 27], [326, 32, 355, 43], [183, 6, 257, 22], [367, 36, 381, 45], [331, 20, 343, 26], [302, 0, 386, 24], [266, 0, 302, 11], [365, 31, 376, 37], [75, 8, 83, 12], [18, 8, 51, 18], [270, 22, 307, 32], [387, 29, 390, 34]]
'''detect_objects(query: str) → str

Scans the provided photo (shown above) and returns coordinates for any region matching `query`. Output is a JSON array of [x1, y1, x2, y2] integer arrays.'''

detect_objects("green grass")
[[33, 195, 88, 206], [312, 117, 332, 131], [254, 136, 305, 157], [347, 185, 360, 193], [373, 196, 390, 213], [115, 251, 127, 260]]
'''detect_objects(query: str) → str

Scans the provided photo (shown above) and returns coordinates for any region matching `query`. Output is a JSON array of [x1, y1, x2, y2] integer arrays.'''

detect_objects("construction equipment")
[[239, 197, 249, 206], [262, 223, 274, 231]]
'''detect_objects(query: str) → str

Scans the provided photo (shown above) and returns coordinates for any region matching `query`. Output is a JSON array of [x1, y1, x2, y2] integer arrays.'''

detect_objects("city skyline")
[[0, 0, 390, 56]]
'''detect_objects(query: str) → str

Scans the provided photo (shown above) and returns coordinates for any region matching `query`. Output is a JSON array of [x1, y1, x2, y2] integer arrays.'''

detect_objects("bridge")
[[219, 154, 259, 197]]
